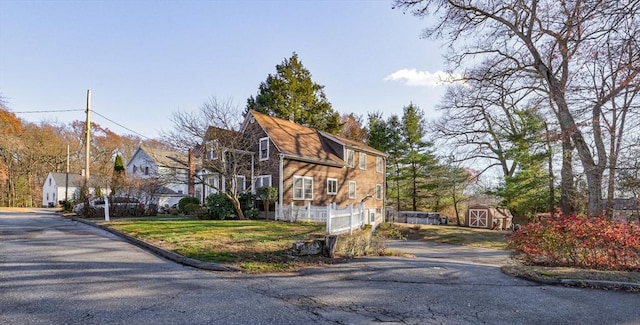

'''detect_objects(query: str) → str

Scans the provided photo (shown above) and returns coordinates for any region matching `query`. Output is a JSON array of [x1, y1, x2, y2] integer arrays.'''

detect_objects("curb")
[[70, 216, 242, 272], [504, 269, 640, 292]]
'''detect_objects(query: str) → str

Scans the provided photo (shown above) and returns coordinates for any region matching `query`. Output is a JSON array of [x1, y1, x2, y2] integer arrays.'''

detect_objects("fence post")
[[326, 204, 331, 234], [289, 202, 294, 222], [274, 202, 279, 221], [307, 201, 311, 221], [349, 204, 353, 235]]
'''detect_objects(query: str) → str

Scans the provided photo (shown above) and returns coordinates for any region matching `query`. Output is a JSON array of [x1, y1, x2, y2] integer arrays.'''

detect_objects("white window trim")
[[375, 184, 383, 200], [259, 137, 270, 161], [348, 181, 356, 199], [293, 176, 313, 200], [207, 140, 218, 160], [346, 149, 355, 168], [254, 175, 272, 191], [376, 157, 383, 173], [359, 152, 367, 170], [235, 175, 246, 192], [327, 178, 338, 195]]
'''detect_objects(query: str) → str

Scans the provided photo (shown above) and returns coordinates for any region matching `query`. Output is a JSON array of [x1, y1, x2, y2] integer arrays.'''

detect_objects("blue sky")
[[1, 0, 449, 139]]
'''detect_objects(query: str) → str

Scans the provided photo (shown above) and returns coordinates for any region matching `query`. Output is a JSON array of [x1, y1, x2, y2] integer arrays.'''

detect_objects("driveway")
[[1, 209, 638, 324]]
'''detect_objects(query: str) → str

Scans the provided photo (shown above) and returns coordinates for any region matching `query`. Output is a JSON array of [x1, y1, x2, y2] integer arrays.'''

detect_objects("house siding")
[[281, 154, 384, 211]]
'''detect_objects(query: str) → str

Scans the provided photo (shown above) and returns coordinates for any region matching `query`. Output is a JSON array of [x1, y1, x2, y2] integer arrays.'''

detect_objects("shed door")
[[469, 209, 488, 228]]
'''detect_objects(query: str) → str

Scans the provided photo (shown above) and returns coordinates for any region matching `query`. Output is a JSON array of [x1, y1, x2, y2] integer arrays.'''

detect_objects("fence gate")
[[469, 209, 488, 228]]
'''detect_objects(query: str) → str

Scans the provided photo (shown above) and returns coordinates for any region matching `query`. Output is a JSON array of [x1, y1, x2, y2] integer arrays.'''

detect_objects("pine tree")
[[111, 154, 126, 196], [246, 52, 341, 133]]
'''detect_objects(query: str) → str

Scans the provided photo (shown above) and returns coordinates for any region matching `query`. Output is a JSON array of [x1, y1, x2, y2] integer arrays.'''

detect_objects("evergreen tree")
[[399, 104, 437, 211], [111, 154, 126, 196], [246, 52, 341, 133]]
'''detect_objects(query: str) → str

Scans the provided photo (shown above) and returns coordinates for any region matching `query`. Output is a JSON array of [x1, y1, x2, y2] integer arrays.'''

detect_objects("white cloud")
[[383, 69, 461, 87]]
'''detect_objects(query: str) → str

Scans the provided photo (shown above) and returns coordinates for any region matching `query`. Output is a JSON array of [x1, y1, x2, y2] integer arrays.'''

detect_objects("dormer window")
[[346, 149, 354, 168], [259, 137, 269, 161], [207, 140, 218, 160], [359, 152, 367, 170]]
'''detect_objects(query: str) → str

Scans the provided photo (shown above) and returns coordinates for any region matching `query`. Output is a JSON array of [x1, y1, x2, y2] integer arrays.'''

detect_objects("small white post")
[[274, 202, 279, 220], [306, 201, 311, 221], [104, 197, 110, 221], [349, 204, 353, 235], [326, 204, 331, 234], [290, 202, 294, 222]]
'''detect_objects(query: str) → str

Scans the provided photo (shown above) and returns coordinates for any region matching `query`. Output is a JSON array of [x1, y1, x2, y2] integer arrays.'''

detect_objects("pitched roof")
[[248, 110, 345, 166], [321, 132, 388, 157], [135, 146, 188, 169], [50, 172, 84, 186], [48, 172, 110, 187]]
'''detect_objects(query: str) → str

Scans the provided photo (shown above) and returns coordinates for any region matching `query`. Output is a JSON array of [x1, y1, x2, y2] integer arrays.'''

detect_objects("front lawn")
[[103, 219, 329, 273]]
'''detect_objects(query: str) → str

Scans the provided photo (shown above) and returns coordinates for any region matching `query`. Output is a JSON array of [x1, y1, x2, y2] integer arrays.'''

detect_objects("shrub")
[[183, 202, 201, 215], [509, 214, 640, 271], [244, 208, 260, 219], [61, 200, 73, 212], [178, 196, 200, 213], [205, 193, 235, 220]]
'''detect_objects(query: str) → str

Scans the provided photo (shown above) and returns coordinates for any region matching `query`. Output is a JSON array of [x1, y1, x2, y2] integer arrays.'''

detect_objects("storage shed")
[[465, 205, 513, 230]]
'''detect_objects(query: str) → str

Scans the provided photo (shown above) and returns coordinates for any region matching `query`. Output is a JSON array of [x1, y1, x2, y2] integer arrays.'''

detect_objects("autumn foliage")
[[509, 214, 640, 271]]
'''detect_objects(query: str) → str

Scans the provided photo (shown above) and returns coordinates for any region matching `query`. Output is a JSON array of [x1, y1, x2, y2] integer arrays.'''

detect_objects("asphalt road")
[[1, 209, 638, 325]]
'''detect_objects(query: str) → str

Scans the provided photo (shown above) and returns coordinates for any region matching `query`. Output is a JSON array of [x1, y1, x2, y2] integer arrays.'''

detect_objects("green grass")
[[104, 219, 327, 273]]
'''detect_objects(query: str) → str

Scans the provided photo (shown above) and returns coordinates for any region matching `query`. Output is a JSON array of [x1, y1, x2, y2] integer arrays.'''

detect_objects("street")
[[1, 209, 638, 324]]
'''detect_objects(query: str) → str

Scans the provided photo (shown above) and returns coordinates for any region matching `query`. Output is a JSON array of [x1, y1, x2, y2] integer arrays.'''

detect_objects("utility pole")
[[65, 143, 69, 202], [84, 90, 91, 190]]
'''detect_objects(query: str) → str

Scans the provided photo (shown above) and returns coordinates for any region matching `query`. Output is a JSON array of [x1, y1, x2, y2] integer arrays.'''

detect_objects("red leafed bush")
[[508, 214, 640, 271]]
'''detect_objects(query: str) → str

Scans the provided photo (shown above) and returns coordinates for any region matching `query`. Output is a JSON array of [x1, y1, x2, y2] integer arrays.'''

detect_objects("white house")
[[126, 146, 189, 207], [42, 172, 109, 207]]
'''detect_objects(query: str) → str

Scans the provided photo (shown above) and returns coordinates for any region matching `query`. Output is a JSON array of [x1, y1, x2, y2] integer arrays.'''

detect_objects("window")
[[259, 137, 269, 161], [346, 149, 354, 167], [293, 176, 313, 200], [235, 175, 246, 192], [144, 166, 149, 175], [207, 140, 218, 160], [207, 174, 220, 194], [49, 178, 51, 186], [348, 181, 356, 199], [255, 175, 272, 189], [376, 157, 383, 173], [327, 178, 338, 195], [375, 184, 383, 200], [359, 152, 367, 170]]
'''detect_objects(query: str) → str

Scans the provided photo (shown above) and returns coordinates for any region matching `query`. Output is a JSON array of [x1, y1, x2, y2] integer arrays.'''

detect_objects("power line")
[[13, 109, 84, 114], [92, 109, 152, 139]]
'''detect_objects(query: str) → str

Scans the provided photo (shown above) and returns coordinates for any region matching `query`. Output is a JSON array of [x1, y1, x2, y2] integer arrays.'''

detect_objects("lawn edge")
[[69, 216, 243, 272]]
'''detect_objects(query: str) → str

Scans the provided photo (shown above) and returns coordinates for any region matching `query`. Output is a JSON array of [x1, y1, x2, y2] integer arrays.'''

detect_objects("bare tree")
[[163, 97, 274, 219], [395, 0, 640, 216]]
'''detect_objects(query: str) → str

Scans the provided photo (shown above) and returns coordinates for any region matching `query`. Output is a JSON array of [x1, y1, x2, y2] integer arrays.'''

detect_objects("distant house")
[[41, 172, 109, 207], [126, 146, 189, 207], [201, 110, 387, 223]]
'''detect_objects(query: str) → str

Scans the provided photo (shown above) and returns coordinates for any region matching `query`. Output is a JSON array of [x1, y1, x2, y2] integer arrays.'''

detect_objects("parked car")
[[73, 197, 144, 216]]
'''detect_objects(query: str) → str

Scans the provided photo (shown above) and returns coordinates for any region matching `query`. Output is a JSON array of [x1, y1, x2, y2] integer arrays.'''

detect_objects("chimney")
[[188, 148, 195, 196]]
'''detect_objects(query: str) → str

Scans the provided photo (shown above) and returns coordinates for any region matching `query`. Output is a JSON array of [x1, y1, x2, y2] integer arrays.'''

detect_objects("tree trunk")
[[560, 135, 574, 216], [229, 195, 245, 220]]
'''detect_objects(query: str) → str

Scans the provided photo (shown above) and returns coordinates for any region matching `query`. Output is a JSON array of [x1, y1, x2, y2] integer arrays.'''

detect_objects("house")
[[41, 172, 109, 207], [465, 204, 513, 230], [126, 146, 190, 207], [201, 110, 387, 223]]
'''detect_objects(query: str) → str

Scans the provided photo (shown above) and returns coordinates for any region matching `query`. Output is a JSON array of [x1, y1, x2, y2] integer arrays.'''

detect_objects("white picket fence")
[[275, 202, 366, 235]]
